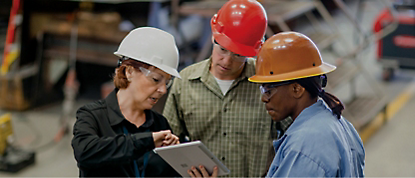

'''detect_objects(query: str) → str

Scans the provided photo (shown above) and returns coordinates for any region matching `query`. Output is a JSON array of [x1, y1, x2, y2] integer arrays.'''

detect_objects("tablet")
[[153, 141, 230, 177]]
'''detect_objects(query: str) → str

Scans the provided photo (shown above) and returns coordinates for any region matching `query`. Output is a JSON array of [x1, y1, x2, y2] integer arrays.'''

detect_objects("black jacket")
[[71, 89, 180, 177]]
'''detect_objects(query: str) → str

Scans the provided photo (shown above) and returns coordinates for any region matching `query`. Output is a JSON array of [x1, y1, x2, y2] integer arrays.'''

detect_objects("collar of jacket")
[[284, 100, 327, 136], [187, 57, 256, 81], [105, 88, 154, 127]]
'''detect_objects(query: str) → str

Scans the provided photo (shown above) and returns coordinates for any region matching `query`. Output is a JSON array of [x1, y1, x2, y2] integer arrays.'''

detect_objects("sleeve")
[[268, 150, 327, 177], [71, 107, 155, 169], [163, 78, 188, 142]]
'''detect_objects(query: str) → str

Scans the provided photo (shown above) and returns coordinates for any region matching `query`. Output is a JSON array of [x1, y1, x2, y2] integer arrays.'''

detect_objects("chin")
[[270, 114, 284, 122], [271, 117, 280, 121], [143, 104, 154, 110], [146, 105, 154, 110]]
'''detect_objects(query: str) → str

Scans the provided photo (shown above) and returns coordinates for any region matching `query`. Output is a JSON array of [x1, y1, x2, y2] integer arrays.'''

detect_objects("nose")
[[157, 84, 167, 94], [222, 54, 233, 65], [261, 94, 269, 103]]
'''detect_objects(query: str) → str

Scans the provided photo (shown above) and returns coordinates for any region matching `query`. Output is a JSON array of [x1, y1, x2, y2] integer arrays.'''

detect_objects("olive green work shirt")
[[163, 58, 292, 177]]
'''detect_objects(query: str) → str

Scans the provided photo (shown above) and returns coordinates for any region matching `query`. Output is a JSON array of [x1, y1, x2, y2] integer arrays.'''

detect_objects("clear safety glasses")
[[214, 40, 247, 62], [139, 67, 173, 89], [260, 81, 292, 100]]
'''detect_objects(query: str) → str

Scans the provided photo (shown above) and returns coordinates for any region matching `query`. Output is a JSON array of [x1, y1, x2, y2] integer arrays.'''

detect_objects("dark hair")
[[294, 75, 345, 119], [113, 57, 150, 89]]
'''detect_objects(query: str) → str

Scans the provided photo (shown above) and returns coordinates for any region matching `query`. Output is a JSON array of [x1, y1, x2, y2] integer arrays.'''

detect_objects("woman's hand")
[[162, 131, 180, 146], [188, 165, 218, 178], [152, 130, 179, 147]]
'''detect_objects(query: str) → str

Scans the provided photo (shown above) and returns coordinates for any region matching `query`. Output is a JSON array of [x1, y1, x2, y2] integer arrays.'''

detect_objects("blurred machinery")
[[374, 0, 415, 80], [0, 113, 35, 173], [0, 114, 12, 155]]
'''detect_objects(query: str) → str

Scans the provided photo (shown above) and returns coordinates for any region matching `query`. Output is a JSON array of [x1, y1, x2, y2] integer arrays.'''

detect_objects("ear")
[[125, 66, 135, 79], [291, 83, 305, 99]]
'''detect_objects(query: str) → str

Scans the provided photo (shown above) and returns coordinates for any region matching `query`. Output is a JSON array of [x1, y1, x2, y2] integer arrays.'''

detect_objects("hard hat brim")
[[158, 64, 182, 79], [114, 52, 181, 79], [213, 33, 258, 57], [249, 62, 336, 83]]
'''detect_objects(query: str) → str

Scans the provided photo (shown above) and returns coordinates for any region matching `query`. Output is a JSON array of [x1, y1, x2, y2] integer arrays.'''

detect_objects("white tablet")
[[153, 141, 230, 177]]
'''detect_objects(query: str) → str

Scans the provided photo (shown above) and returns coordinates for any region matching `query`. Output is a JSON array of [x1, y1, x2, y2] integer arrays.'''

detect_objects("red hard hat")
[[211, 0, 267, 57]]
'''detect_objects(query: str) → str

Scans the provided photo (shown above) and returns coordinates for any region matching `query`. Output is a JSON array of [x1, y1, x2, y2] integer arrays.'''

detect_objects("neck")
[[117, 89, 146, 127], [291, 96, 318, 121]]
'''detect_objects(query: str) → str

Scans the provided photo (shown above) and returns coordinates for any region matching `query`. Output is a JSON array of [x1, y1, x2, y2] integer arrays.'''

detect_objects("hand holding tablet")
[[153, 141, 230, 177], [188, 165, 219, 178]]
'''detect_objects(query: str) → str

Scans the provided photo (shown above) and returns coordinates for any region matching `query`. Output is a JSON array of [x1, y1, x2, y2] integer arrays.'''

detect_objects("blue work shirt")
[[267, 100, 365, 177]]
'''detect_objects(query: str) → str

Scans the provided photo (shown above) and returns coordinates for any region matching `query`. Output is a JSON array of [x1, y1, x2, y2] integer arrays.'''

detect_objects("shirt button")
[[221, 157, 225, 161], [223, 132, 227, 136]]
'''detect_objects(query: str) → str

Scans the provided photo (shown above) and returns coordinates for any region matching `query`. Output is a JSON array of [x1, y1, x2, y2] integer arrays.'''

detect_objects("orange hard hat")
[[249, 31, 336, 83], [211, 0, 267, 57]]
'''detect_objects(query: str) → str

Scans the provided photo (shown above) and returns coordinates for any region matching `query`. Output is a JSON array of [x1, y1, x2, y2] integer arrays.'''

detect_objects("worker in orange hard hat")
[[249, 31, 365, 177], [163, 0, 293, 177]]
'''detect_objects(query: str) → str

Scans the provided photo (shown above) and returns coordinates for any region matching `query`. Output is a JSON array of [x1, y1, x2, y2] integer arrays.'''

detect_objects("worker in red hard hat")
[[163, 0, 293, 177], [249, 31, 365, 177]]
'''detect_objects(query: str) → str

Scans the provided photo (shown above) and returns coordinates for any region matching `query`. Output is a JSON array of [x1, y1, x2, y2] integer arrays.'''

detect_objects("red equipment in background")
[[1, 0, 22, 75], [373, 1, 415, 80]]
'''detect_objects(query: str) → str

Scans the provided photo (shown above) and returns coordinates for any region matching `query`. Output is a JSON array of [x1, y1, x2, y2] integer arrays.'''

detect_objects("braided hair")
[[294, 75, 344, 119]]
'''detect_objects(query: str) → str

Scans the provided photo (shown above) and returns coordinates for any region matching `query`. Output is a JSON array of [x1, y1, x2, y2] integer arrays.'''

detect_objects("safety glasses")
[[214, 40, 247, 62], [260, 81, 292, 100], [139, 67, 173, 89]]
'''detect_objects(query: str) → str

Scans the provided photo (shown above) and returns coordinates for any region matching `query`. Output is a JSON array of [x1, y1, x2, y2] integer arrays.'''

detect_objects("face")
[[210, 40, 247, 80], [260, 83, 295, 122], [126, 66, 172, 110]]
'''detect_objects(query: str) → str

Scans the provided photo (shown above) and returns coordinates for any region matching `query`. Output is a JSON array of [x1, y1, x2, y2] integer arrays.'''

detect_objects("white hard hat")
[[114, 27, 181, 78]]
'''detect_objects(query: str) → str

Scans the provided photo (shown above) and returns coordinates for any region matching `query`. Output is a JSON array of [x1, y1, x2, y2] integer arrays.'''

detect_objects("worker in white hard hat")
[[71, 27, 182, 177]]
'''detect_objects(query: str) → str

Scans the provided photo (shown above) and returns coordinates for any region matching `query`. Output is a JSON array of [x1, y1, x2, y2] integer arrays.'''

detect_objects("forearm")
[[72, 130, 154, 168]]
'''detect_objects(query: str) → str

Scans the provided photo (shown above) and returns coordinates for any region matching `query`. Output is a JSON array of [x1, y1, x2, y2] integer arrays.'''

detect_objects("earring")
[[127, 78, 131, 82]]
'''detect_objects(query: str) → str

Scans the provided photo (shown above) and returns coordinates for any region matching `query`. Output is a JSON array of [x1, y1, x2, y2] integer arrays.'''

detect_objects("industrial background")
[[0, 0, 414, 176]]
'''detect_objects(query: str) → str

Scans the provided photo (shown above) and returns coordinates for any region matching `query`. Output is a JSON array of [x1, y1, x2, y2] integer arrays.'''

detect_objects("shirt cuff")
[[131, 132, 155, 152]]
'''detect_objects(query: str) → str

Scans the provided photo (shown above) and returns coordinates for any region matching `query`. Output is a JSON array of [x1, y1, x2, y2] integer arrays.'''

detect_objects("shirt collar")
[[188, 57, 256, 81], [106, 88, 124, 126], [105, 88, 154, 128], [284, 100, 327, 136], [272, 100, 326, 151], [188, 58, 211, 80]]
